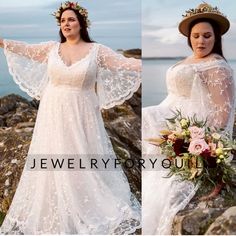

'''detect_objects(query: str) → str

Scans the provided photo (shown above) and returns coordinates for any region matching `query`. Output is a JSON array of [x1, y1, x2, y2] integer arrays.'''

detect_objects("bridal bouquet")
[[147, 110, 236, 189]]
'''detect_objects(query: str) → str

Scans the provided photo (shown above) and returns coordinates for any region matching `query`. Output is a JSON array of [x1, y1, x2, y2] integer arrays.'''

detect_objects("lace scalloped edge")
[[0, 207, 141, 235], [0, 223, 141, 235], [3, 43, 45, 101], [100, 78, 141, 110], [156, 181, 199, 234]]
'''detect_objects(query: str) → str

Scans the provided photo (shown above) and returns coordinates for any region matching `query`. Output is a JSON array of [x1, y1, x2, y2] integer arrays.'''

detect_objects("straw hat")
[[178, 3, 230, 36]]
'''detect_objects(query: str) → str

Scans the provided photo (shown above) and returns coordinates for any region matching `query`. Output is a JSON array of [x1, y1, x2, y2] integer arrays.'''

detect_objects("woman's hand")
[[0, 38, 4, 48]]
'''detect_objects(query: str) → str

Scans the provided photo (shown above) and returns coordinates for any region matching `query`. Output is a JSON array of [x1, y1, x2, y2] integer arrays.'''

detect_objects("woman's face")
[[60, 10, 81, 39], [190, 22, 215, 59]]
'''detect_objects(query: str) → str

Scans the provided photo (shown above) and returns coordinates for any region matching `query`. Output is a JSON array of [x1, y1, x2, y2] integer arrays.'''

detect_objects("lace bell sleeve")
[[96, 44, 141, 109], [2, 39, 56, 100], [191, 60, 235, 133]]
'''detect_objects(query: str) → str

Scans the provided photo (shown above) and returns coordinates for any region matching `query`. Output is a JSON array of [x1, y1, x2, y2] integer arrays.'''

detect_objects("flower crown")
[[182, 3, 227, 18], [52, 1, 90, 28]]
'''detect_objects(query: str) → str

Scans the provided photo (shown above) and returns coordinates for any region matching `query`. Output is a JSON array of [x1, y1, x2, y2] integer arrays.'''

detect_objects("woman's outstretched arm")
[[0, 38, 56, 63], [96, 44, 141, 109], [0, 38, 56, 100], [0, 38, 4, 48]]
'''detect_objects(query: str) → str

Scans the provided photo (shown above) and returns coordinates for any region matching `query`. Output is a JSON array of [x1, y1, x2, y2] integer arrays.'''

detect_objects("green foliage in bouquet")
[[147, 110, 236, 191], [0, 211, 5, 226]]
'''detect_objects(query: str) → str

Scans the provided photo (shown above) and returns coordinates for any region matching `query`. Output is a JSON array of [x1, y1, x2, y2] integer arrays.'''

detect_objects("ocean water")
[[143, 59, 236, 108]]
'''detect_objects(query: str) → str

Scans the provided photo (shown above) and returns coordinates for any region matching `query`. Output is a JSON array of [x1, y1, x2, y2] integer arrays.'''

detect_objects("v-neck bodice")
[[57, 43, 96, 68], [47, 43, 98, 90]]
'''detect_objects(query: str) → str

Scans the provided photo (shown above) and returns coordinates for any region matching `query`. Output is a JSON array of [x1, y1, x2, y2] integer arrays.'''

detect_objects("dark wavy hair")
[[58, 8, 94, 43], [187, 18, 225, 59]]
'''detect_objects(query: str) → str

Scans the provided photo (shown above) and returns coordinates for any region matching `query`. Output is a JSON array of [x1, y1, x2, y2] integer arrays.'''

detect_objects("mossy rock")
[[0, 211, 5, 226], [123, 49, 141, 59]]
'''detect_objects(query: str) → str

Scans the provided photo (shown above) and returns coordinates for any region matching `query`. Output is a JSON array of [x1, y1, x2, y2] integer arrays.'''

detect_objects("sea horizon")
[[143, 57, 236, 61], [143, 58, 236, 108]]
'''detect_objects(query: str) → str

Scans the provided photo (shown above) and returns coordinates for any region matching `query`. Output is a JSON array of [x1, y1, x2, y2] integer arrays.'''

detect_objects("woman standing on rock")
[[0, 1, 141, 234], [142, 3, 234, 235]]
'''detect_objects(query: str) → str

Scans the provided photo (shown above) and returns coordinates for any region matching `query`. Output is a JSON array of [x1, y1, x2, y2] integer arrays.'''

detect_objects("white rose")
[[56, 12, 61, 18], [212, 133, 221, 140], [62, 3, 67, 8]]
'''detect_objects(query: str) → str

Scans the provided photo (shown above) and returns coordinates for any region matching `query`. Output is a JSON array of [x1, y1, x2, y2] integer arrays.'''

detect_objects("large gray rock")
[[123, 49, 141, 59], [105, 114, 141, 200], [172, 169, 236, 235], [172, 207, 225, 235], [0, 94, 31, 116], [0, 94, 37, 127], [205, 206, 236, 235]]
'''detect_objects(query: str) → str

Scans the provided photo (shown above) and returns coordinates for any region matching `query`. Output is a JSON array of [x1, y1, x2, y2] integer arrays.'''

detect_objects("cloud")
[[0, 0, 53, 8], [93, 20, 139, 26], [226, 20, 236, 39], [143, 27, 182, 44], [0, 24, 39, 29]]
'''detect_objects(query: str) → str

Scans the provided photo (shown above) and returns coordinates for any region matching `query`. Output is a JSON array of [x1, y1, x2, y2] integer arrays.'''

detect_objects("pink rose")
[[188, 139, 209, 155], [189, 126, 205, 139], [69, 2, 75, 8]]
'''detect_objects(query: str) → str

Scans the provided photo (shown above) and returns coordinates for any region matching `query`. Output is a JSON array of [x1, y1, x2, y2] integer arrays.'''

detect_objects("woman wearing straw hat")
[[142, 3, 234, 235]]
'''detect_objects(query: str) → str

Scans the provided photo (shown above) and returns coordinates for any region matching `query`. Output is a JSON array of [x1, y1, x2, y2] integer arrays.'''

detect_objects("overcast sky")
[[0, 0, 141, 49], [142, 0, 236, 59], [0, 1, 235, 57]]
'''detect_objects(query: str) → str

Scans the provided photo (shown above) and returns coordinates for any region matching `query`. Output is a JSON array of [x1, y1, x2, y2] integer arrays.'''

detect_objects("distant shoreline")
[[143, 57, 236, 61], [142, 57, 185, 60]]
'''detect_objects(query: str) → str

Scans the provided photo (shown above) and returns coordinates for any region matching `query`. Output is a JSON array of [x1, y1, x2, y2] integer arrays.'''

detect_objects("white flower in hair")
[[62, 3, 67, 9], [52, 1, 91, 28]]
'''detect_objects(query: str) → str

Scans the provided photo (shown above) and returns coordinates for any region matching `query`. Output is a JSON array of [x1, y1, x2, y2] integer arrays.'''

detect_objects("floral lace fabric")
[[142, 58, 235, 234], [3, 40, 56, 100], [3, 39, 141, 109], [0, 40, 141, 234], [96, 44, 141, 109]]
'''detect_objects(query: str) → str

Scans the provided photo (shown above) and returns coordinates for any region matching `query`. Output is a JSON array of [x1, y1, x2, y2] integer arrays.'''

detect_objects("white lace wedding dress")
[[142, 57, 235, 235], [0, 40, 141, 234]]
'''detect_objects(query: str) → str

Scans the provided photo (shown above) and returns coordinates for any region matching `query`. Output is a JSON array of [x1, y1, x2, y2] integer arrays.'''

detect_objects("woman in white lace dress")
[[0, 2, 141, 234], [142, 3, 234, 235]]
